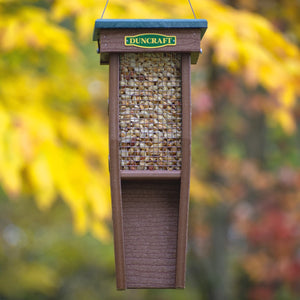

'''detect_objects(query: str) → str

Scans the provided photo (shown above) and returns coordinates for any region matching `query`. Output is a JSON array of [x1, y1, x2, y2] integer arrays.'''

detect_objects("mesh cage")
[[119, 53, 182, 171]]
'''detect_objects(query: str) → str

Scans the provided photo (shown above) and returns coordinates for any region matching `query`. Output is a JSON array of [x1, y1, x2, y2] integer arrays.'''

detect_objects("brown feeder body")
[[93, 19, 207, 289]]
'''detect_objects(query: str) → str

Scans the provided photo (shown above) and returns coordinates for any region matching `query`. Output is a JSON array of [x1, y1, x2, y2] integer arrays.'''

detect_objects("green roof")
[[93, 19, 207, 41]]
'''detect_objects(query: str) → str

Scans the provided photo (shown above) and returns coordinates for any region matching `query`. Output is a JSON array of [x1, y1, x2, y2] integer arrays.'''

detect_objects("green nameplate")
[[125, 33, 176, 49]]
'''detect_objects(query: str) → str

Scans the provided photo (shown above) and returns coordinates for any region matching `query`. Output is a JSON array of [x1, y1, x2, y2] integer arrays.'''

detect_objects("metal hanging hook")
[[188, 0, 197, 19], [100, 0, 197, 19], [101, 0, 110, 19]]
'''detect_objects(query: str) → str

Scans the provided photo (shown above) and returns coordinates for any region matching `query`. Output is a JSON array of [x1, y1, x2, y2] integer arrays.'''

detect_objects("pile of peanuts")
[[119, 53, 182, 171]]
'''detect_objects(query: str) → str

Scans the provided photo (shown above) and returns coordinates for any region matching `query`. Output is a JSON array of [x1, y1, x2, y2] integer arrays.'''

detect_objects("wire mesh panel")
[[119, 53, 182, 171]]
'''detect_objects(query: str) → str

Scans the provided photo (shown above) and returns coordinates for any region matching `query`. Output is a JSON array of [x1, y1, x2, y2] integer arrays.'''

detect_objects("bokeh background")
[[0, 0, 300, 299]]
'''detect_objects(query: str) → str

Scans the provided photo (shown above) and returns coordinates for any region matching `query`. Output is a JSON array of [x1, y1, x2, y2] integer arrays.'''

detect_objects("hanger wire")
[[100, 0, 197, 19]]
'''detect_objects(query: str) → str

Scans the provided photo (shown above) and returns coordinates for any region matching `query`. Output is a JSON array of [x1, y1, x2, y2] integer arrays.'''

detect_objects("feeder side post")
[[109, 53, 126, 289], [176, 53, 191, 288]]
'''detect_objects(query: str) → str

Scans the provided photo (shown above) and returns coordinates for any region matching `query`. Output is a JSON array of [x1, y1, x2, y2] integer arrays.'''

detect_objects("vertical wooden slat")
[[176, 53, 191, 288], [109, 53, 126, 289]]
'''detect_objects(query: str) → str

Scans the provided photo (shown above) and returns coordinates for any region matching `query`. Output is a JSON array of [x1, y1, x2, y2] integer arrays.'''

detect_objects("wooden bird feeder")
[[93, 19, 207, 289]]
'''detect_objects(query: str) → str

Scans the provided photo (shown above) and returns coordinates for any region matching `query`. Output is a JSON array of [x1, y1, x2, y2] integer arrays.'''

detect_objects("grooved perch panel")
[[122, 180, 180, 288]]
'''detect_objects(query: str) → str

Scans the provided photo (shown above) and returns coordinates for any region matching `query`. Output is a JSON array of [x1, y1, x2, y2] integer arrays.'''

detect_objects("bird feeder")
[[93, 19, 207, 289]]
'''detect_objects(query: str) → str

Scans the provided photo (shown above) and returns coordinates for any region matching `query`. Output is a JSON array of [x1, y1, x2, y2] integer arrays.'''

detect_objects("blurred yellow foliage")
[[0, 1, 111, 240], [0, 7, 74, 53]]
